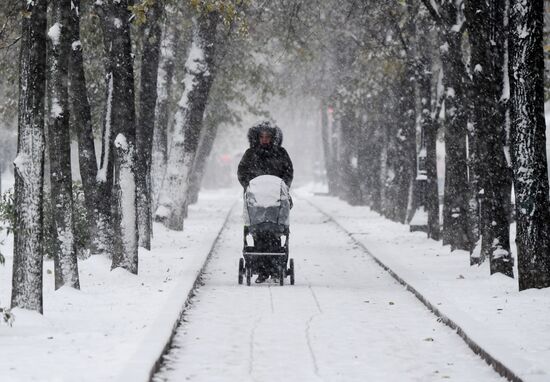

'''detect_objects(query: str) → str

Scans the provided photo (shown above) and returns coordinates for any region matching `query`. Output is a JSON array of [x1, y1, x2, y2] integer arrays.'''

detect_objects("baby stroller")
[[238, 175, 295, 286]]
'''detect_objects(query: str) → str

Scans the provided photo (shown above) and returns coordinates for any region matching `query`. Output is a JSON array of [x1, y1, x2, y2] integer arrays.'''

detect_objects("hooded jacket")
[[237, 122, 294, 188]]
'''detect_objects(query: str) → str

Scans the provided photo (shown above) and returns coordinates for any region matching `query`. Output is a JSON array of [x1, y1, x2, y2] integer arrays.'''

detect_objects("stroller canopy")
[[244, 175, 290, 227]]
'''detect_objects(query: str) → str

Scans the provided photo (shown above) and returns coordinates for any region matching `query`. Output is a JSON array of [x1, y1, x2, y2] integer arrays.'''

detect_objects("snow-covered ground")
[[153, 197, 504, 382], [0, 190, 236, 382], [1, 185, 548, 382]]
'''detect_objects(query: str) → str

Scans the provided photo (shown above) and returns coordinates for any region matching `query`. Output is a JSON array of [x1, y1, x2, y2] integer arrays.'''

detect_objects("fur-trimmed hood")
[[247, 121, 283, 147]]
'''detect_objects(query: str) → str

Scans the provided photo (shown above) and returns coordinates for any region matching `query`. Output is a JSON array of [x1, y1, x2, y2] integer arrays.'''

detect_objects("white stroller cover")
[[243, 175, 291, 227]]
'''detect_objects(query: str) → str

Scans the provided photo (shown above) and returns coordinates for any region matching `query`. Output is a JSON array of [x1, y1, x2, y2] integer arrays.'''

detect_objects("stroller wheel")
[[289, 258, 295, 285], [246, 265, 252, 286], [278, 265, 285, 286], [238, 258, 244, 285]]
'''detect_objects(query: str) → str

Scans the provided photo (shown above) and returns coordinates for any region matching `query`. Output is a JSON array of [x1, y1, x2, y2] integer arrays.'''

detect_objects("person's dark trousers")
[[253, 231, 279, 277]]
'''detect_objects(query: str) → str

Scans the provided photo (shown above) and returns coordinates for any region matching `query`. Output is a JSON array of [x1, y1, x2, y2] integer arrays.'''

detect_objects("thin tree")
[[151, 10, 187, 211], [417, 35, 440, 240], [391, 3, 418, 224], [110, 0, 139, 273], [420, 0, 473, 251], [465, 0, 513, 276], [403, 4, 440, 240], [509, 0, 550, 290], [320, 97, 337, 195], [136, 0, 163, 250], [11, 0, 48, 313], [94, 1, 116, 255], [48, 0, 80, 289], [68, 0, 100, 255], [187, 106, 220, 205]]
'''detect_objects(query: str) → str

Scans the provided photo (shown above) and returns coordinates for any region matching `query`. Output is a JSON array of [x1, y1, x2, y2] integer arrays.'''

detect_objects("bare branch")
[[420, 0, 444, 26], [0, 36, 21, 50]]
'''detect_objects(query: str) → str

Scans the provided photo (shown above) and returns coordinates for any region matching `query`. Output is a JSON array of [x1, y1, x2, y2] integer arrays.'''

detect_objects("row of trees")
[[8, 0, 281, 313], [302, 0, 549, 291], [5, 0, 550, 315]]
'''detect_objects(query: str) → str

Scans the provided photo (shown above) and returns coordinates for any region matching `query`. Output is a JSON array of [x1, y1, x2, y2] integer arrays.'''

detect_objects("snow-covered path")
[[153, 199, 504, 382]]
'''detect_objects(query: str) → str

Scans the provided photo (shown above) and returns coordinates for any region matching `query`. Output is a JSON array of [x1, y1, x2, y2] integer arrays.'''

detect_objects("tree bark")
[[136, 1, 163, 250], [96, 0, 138, 272], [397, 70, 417, 224], [155, 13, 219, 230], [402, 0, 420, 224], [419, 0, 473, 251], [439, 4, 473, 252], [11, 0, 48, 313], [187, 110, 219, 205], [379, 106, 390, 214], [109, 0, 139, 273], [380, 86, 405, 221], [68, 0, 100, 255], [95, 2, 115, 255], [112, 133, 138, 273], [363, 96, 383, 213], [151, 14, 183, 212], [465, 0, 513, 276], [509, 0, 550, 290], [48, 0, 80, 289], [339, 105, 361, 206], [418, 50, 440, 240], [320, 97, 337, 194]]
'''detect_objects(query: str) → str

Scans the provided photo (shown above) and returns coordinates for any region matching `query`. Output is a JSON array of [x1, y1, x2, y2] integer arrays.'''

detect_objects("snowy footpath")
[[0, 190, 237, 382], [153, 194, 505, 382]]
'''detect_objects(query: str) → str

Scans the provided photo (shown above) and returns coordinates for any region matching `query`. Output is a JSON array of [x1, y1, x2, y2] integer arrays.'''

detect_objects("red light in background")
[[220, 154, 231, 164]]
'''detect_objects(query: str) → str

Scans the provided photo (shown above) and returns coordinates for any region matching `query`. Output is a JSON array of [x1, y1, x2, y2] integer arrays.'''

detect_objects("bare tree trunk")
[[188, 111, 219, 205], [320, 97, 337, 194], [397, 70, 417, 224], [151, 13, 184, 212], [380, 86, 405, 221], [109, 0, 139, 273], [136, 1, 163, 250], [509, 0, 550, 290], [419, 52, 440, 240], [155, 13, 218, 230], [339, 106, 361, 205], [48, 0, 80, 289], [465, 0, 513, 276], [95, 71, 115, 255], [95, 2, 115, 255], [420, 0, 473, 251], [68, 0, 100, 255], [112, 133, 138, 273], [329, 109, 343, 197], [11, 0, 48, 313], [379, 110, 390, 214], [362, 96, 383, 212], [440, 13, 472, 251]]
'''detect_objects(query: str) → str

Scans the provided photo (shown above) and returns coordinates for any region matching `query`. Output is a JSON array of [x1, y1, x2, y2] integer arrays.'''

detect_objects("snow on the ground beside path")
[[298, 188, 550, 382], [0, 190, 236, 382]]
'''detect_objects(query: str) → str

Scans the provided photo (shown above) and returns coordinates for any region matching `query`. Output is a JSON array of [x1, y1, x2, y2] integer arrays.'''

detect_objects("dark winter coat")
[[238, 124, 294, 188]]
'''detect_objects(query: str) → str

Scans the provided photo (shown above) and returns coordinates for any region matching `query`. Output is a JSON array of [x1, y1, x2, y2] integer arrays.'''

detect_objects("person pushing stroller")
[[238, 121, 294, 283]]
